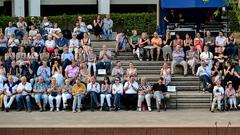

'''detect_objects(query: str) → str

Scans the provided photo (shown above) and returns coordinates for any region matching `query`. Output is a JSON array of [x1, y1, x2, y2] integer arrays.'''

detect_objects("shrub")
[[0, 13, 157, 35]]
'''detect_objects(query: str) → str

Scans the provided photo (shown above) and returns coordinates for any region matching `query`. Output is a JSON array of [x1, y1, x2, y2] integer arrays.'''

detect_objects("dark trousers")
[[87, 91, 99, 111], [123, 94, 138, 110], [96, 62, 112, 74], [200, 75, 212, 91]]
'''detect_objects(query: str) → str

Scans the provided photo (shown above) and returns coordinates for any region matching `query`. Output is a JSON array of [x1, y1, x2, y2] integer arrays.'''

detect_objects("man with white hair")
[[3, 76, 18, 112], [171, 45, 188, 76], [15, 76, 32, 112], [33, 76, 48, 112]]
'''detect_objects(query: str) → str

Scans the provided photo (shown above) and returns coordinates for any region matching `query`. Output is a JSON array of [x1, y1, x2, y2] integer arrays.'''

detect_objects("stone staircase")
[[91, 41, 211, 109]]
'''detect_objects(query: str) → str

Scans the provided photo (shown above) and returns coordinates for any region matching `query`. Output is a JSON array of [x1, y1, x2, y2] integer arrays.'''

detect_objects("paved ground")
[[0, 109, 239, 128]]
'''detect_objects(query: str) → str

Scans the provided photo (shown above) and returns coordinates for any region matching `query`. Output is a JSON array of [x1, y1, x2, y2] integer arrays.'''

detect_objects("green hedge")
[[229, 11, 240, 32], [0, 13, 157, 35]]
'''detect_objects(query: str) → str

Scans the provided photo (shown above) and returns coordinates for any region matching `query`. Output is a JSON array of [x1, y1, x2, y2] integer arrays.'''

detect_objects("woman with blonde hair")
[[162, 32, 172, 61], [160, 63, 171, 85], [137, 77, 153, 112]]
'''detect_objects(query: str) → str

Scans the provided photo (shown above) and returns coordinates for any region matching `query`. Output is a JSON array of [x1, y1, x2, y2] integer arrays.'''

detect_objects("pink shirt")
[[65, 65, 79, 78]]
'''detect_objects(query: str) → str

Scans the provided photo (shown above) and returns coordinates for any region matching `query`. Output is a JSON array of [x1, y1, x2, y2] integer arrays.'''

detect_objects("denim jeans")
[[88, 91, 99, 110], [103, 28, 111, 40], [72, 94, 85, 111], [226, 45, 237, 59], [34, 93, 48, 104], [113, 94, 121, 110], [15, 94, 32, 111]]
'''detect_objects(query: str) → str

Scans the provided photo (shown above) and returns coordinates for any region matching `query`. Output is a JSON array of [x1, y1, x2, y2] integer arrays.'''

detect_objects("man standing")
[[102, 15, 113, 40]]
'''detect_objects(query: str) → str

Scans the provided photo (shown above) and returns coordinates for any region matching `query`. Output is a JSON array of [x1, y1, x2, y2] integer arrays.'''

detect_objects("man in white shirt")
[[3, 76, 18, 112], [215, 31, 227, 53], [200, 46, 214, 69], [196, 60, 212, 93], [123, 75, 139, 110], [4, 76, 18, 112], [15, 76, 32, 112], [87, 76, 100, 111]]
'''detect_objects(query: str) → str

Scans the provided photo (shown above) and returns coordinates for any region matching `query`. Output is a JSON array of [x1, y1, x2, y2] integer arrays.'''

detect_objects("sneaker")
[[5, 108, 9, 112], [238, 104, 240, 107], [56, 108, 60, 112], [100, 107, 103, 111], [73, 110, 76, 113], [139, 59, 142, 61], [77, 109, 81, 113], [39, 108, 43, 112], [50, 108, 54, 112], [148, 107, 152, 112], [138, 107, 142, 112]]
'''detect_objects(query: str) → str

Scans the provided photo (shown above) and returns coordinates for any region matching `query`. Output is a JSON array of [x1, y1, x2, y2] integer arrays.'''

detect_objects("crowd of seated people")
[[0, 15, 239, 114], [0, 16, 174, 113]]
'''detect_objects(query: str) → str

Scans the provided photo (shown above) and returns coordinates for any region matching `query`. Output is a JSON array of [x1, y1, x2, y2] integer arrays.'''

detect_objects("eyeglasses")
[[115, 80, 119, 81]]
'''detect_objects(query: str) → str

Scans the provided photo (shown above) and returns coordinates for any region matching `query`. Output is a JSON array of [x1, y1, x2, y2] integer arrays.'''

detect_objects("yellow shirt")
[[72, 83, 86, 94]]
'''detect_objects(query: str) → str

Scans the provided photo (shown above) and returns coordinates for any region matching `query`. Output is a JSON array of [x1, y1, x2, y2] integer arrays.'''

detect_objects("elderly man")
[[32, 33, 45, 53], [48, 77, 62, 112], [87, 76, 100, 111], [200, 45, 214, 69], [171, 45, 188, 76], [16, 76, 32, 112], [33, 76, 48, 112], [96, 44, 112, 75], [196, 60, 212, 93], [123, 75, 139, 111], [3, 76, 18, 112], [61, 46, 74, 73], [72, 78, 86, 113], [102, 15, 113, 40], [65, 60, 79, 82]]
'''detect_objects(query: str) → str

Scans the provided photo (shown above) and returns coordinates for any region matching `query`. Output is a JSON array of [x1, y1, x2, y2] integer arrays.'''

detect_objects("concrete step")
[[170, 81, 199, 86]]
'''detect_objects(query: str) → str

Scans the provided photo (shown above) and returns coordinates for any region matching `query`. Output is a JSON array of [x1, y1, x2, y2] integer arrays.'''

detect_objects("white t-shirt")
[[69, 38, 80, 48], [17, 82, 32, 95], [112, 83, 123, 94], [45, 40, 56, 48], [213, 86, 224, 96], [216, 36, 227, 46], [4, 83, 18, 95], [124, 81, 138, 94]]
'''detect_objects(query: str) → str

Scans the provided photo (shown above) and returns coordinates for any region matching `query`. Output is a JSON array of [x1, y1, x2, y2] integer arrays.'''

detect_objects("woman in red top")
[[194, 32, 204, 54]]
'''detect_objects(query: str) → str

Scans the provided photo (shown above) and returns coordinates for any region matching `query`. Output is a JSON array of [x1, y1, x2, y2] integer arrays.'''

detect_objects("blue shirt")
[[33, 82, 48, 92], [5, 26, 17, 37], [37, 66, 51, 81], [173, 50, 185, 63], [55, 38, 68, 47], [61, 52, 74, 61]]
